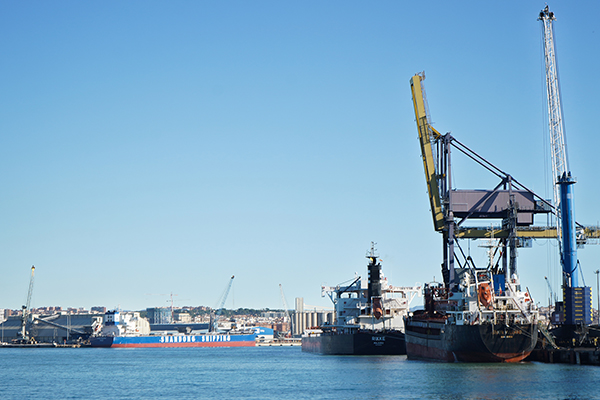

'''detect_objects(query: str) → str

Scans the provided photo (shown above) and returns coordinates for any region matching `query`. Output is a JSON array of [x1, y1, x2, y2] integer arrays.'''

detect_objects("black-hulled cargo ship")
[[404, 270, 538, 362], [407, 73, 539, 362], [301, 243, 420, 355], [302, 327, 408, 355]]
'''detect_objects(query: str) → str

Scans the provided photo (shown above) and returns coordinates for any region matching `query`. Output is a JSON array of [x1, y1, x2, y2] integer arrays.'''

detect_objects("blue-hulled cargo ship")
[[90, 332, 257, 348]]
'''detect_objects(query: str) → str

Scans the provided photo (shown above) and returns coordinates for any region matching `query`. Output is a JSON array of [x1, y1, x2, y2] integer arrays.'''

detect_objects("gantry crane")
[[409, 7, 599, 327], [539, 6, 592, 325], [411, 68, 598, 298], [210, 275, 235, 333], [411, 73, 556, 289]]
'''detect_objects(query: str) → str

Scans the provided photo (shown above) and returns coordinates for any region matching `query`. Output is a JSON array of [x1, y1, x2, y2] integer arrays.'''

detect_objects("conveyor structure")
[[411, 73, 556, 289], [411, 71, 597, 325]]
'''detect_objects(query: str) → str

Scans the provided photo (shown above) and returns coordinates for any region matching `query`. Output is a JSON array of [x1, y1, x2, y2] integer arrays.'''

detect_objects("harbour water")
[[1, 347, 599, 399]]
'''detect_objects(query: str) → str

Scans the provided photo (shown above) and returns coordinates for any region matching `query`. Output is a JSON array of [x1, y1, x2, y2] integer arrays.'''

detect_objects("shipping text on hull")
[[90, 333, 257, 348]]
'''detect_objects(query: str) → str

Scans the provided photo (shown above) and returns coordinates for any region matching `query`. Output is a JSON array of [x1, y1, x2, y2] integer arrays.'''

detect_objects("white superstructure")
[[321, 273, 420, 331], [98, 310, 151, 337]]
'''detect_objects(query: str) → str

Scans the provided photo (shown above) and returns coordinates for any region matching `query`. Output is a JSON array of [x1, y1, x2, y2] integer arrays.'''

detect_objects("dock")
[[1, 342, 82, 348], [256, 339, 301, 347], [528, 348, 600, 365]]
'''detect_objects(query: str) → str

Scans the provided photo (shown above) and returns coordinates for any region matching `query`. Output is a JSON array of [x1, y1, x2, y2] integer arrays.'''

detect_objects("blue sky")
[[1, 1, 598, 312]]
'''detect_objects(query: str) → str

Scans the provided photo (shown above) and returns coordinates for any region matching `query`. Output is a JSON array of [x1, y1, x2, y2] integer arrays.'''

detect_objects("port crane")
[[411, 73, 557, 289], [279, 284, 293, 338], [17, 266, 36, 343], [545, 276, 557, 307], [539, 6, 595, 326], [210, 275, 235, 333], [412, 67, 598, 302]]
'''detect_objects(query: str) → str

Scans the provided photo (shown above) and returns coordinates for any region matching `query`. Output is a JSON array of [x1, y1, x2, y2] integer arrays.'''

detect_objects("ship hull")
[[302, 330, 406, 355], [405, 320, 537, 362], [90, 333, 256, 348]]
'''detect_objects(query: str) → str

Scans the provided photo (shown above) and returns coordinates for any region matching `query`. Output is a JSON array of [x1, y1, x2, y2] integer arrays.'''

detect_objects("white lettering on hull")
[[159, 335, 232, 344]]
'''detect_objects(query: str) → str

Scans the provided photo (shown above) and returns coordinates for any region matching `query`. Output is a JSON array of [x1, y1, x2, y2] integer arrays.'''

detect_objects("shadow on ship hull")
[[302, 329, 406, 355], [405, 318, 538, 362]]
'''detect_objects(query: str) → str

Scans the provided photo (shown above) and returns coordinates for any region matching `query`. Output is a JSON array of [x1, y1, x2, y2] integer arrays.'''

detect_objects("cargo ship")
[[302, 243, 420, 355], [90, 310, 257, 348], [407, 73, 539, 362], [404, 265, 539, 362]]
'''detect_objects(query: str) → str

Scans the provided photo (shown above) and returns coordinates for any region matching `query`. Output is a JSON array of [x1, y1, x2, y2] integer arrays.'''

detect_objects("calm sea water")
[[1, 346, 599, 399]]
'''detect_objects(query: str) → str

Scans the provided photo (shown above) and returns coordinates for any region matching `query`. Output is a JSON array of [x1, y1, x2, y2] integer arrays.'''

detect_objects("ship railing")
[[477, 302, 535, 324], [383, 298, 407, 309], [451, 308, 534, 326], [505, 289, 535, 323], [491, 296, 518, 311]]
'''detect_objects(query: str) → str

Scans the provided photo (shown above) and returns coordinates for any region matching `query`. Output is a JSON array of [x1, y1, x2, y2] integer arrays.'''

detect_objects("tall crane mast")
[[539, 6, 577, 284], [210, 275, 235, 333], [539, 6, 569, 216], [538, 6, 592, 325], [19, 266, 36, 342], [279, 284, 292, 338], [545, 276, 557, 307], [539, 6, 590, 325]]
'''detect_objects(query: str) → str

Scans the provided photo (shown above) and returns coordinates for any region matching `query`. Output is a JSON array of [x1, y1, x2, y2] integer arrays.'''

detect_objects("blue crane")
[[539, 6, 591, 325]]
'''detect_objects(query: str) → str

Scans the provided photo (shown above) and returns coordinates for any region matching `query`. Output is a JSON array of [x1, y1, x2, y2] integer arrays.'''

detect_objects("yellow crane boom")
[[410, 73, 444, 232]]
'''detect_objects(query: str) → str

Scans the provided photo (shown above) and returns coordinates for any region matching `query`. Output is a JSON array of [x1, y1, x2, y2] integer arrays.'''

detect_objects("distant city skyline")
[[1, 2, 599, 311]]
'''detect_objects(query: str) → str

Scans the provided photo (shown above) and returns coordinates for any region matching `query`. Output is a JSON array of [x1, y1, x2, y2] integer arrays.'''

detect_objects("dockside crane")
[[539, 6, 592, 326], [411, 74, 555, 290], [18, 266, 36, 343], [210, 275, 235, 333], [545, 276, 557, 307], [279, 284, 293, 338], [411, 74, 444, 234]]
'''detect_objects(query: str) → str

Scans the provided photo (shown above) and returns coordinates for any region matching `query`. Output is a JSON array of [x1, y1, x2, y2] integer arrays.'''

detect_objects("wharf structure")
[[528, 347, 600, 365], [0, 313, 102, 344], [0, 306, 308, 344]]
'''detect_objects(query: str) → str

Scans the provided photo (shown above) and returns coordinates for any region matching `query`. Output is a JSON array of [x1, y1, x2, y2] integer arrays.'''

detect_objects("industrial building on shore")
[[0, 297, 333, 344]]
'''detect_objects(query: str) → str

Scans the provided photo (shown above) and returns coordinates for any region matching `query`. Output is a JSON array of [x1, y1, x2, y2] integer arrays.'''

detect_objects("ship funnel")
[[366, 243, 383, 319]]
